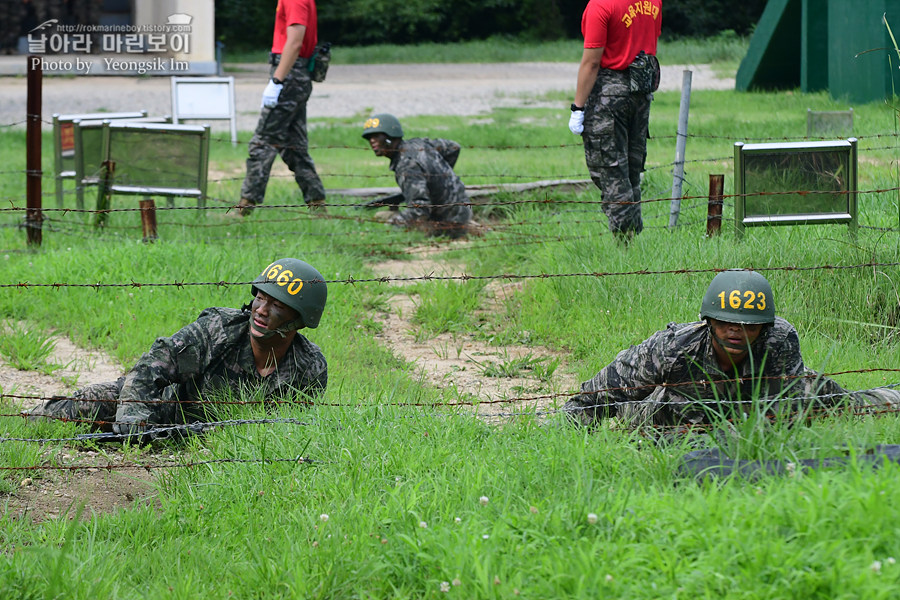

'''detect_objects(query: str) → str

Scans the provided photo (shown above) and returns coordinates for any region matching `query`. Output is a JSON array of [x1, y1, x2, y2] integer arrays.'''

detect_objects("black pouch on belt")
[[628, 50, 660, 94], [308, 42, 332, 82]]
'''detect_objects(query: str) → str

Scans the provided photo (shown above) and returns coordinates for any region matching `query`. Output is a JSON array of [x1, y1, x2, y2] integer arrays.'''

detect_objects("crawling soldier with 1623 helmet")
[[564, 270, 900, 427]]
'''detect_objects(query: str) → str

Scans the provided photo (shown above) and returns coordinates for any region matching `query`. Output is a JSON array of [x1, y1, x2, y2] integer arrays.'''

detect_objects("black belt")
[[269, 52, 311, 67]]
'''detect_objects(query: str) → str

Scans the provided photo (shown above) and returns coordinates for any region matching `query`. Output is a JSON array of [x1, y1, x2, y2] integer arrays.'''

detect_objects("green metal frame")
[[52, 111, 147, 208], [734, 138, 858, 240], [97, 121, 211, 218]]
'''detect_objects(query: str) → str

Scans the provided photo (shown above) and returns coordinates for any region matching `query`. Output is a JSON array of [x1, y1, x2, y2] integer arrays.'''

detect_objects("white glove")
[[261, 79, 283, 108], [568, 109, 584, 135]]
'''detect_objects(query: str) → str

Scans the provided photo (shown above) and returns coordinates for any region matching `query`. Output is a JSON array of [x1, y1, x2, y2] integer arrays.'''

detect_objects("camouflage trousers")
[[241, 62, 325, 206], [27, 375, 220, 432], [27, 377, 124, 431], [582, 69, 652, 236], [564, 382, 900, 429]]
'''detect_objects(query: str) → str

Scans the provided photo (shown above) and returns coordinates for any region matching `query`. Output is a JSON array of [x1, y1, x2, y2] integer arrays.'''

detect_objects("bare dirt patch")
[[8, 455, 160, 524], [0, 325, 161, 523], [369, 242, 578, 422], [1, 321, 124, 412]]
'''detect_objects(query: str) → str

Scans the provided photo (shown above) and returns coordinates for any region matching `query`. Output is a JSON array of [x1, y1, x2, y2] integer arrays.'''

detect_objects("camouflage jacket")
[[566, 317, 870, 426], [389, 138, 472, 224], [113, 307, 327, 433]]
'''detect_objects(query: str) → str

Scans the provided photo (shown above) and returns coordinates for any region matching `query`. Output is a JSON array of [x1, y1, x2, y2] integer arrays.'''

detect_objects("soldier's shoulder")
[[191, 307, 248, 333], [662, 321, 706, 341], [196, 306, 244, 321], [768, 316, 800, 339], [289, 334, 327, 370], [761, 317, 801, 350], [292, 333, 325, 356], [399, 138, 430, 157]]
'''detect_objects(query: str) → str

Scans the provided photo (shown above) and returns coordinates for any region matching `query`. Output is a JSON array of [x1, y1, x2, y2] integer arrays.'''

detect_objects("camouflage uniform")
[[564, 317, 899, 427], [29, 307, 327, 435], [582, 68, 651, 236], [240, 56, 325, 207], [388, 138, 473, 238]]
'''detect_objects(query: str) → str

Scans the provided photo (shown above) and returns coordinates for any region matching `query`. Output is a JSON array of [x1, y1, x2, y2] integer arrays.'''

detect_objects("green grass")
[[1, 39, 900, 598], [223, 31, 750, 67]]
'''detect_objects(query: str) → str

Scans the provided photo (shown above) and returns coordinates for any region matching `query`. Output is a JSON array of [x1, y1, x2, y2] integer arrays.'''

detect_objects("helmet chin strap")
[[245, 303, 305, 340], [250, 318, 305, 339]]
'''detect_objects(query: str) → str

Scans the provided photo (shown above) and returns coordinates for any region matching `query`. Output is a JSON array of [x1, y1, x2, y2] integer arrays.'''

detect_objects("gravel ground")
[[0, 62, 733, 132]]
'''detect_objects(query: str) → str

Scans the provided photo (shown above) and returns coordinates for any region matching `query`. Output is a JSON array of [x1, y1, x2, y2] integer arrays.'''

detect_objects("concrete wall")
[[134, 0, 216, 74]]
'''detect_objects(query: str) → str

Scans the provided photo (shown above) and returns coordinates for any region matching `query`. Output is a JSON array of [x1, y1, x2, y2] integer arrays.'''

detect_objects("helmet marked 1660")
[[266, 263, 304, 295], [251, 258, 327, 329]]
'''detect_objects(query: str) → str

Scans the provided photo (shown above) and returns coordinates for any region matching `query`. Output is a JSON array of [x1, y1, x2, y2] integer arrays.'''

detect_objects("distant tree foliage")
[[215, 0, 766, 50]]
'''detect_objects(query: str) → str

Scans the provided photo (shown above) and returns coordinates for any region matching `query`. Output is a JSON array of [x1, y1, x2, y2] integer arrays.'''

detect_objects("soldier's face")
[[250, 290, 300, 337], [366, 133, 392, 157], [708, 318, 763, 363]]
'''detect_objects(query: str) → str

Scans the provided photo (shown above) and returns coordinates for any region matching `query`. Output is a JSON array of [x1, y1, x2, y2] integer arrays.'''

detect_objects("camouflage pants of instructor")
[[241, 60, 326, 207], [582, 69, 652, 236], [27, 377, 125, 431]]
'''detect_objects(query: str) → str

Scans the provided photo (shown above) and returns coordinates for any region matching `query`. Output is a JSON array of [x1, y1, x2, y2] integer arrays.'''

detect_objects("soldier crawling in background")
[[28, 258, 328, 441], [361, 113, 476, 238], [564, 270, 900, 427]]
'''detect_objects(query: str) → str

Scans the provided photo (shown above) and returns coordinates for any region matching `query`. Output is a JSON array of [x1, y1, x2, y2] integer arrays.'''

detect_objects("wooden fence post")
[[706, 174, 724, 237], [139, 198, 158, 242], [25, 55, 43, 246]]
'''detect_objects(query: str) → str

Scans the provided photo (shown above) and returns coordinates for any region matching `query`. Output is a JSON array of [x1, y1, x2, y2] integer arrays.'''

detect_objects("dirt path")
[[369, 242, 578, 423], [1, 245, 577, 522], [0, 322, 160, 524]]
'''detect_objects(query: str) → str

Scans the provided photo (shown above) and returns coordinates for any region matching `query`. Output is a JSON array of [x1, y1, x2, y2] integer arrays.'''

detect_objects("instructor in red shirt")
[[569, 0, 662, 242], [236, 0, 327, 217]]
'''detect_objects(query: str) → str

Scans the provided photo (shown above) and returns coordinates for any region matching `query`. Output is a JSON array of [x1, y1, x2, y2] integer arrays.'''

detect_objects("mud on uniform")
[[564, 317, 899, 427], [31, 307, 327, 435], [389, 138, 473, 237]]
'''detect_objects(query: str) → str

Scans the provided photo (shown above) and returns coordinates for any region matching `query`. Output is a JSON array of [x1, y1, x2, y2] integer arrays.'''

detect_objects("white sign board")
[[171, 76, 237, 145]]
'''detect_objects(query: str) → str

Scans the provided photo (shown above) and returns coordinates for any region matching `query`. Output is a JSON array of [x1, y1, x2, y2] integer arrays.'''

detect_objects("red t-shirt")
[[582, 0, 662, 71], [271, 0, 318, 58]]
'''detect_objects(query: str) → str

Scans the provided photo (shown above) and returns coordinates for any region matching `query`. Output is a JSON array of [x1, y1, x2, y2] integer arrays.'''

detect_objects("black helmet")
[[699, 269, 775, 325], [362, 113, 404, 139], [250, 258, 327, 329]]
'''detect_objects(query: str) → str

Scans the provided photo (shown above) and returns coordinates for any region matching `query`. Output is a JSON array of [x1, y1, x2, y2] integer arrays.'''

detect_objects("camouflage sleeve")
[[764, 319, 888, 411], [564, 329, 673, 424], [290, 337, 328, 399], [113, 313, 219, 434], [429, 138, 461, 168], [302, 361, 327, 399], [394, 162, 432, 223], [762, 320, 848, 409]]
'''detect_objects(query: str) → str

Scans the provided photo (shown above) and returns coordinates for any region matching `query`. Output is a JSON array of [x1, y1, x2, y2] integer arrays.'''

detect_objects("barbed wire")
[[3, 370, 897, 413], [3, 184, 894, 216], [1, 261, 897, 290], [0, 456, 317, 473], [3, 384, 899, 458]]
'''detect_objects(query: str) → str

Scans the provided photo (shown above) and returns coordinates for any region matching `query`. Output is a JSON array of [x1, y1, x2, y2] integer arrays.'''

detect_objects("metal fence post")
[[668, 69, 692, 230]]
